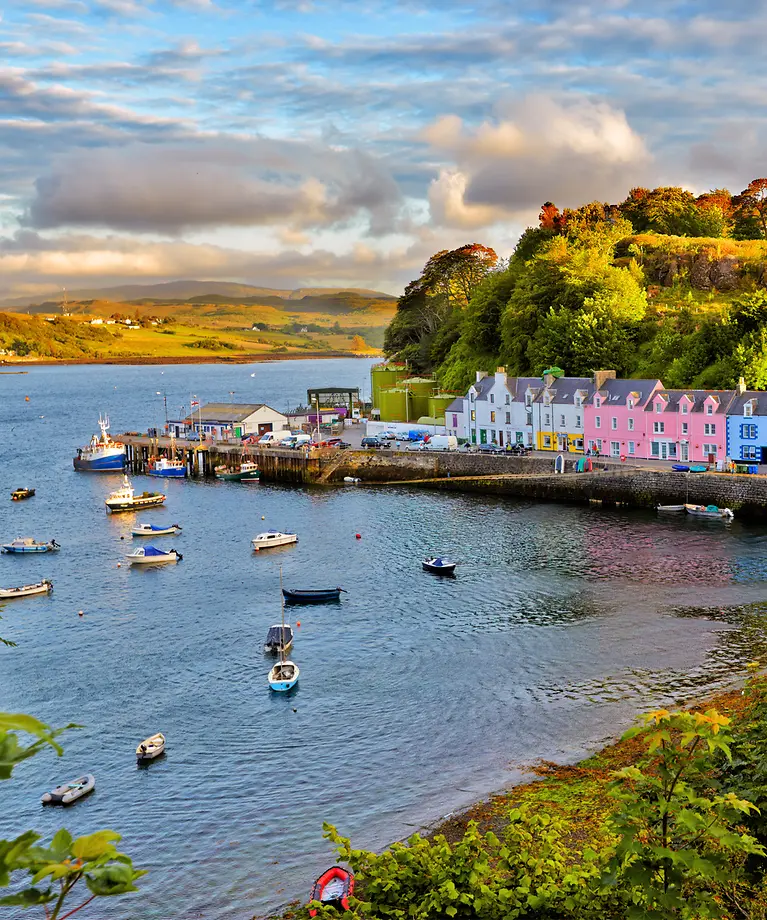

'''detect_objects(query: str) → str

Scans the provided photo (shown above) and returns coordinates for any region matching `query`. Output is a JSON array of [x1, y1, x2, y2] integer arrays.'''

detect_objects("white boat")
[[684, 503, 735, 520], [343, 476, 361, 483], [73, 414, 125, 471], [0, 579, 53, 599], [268, 567, 299, 691], [105, 475, 165, 512], [136, 732, 166, 762], [127, 545, 183, 564], [656, 504, 686, 513], [252, 530, 298, 550], [1, 537, 59, 554], [131, 523, 182, 537], [146, 456, 186, 478], [41, 774, 95, 805]]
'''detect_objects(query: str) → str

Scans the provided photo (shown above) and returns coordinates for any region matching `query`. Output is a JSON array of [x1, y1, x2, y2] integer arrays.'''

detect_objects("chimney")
[[738, 376, 747, 395], [476, 371, 488, 382], [592, 369, 616, 390], [544, 373, 555, 387], [495, 366, 507, 386]]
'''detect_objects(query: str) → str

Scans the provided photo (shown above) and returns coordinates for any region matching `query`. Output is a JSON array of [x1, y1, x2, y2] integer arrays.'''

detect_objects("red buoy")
[[355, 533, 361, 540]]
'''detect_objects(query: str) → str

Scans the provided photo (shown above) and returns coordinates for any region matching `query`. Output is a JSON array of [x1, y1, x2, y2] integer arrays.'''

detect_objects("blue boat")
[[1, 537, 59, 554], [73, 414, 126, 472], [282, 587, 344, 604], [146, 457, 186, 478]]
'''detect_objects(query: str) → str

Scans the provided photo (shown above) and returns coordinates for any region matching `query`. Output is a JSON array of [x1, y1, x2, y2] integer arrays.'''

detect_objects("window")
[[627, 399, 634, 410], [745, 402, 753, 417], [505, 394, 510, 405], [595, 416, 601, 429], [575, 414, 582, 428], [505, 412, 511, 424], [596, 439, 603, 451], [490, 394, 494, 404], [543, 435, 551, 448], [452, 414, 458, 427], [470, 410, 476, 421], [525, 393, 532, 407], [653, 421, 665, 434], [595, 396, 601, 408], [544, 413, 550, 426], [742, 424, 757, 439], [681, 422, 688, 435], [628, 418, 635, 431], [628, 441, 635, 454], [703, 443, 718, 457], [704, 423, 716, 435], [490, 411, 496, 423], [575, 396, 582, 408], [681, 403, 688, 415], [470, 391, 475, 402], [651, 442, 660, 457], [742, 445, 758, 460], [611, 417, 617, 430], [611, 441, 620, 456], [706, 403, 713, 415], [560, 414, 566, 427], [655, 402, 662, 413]]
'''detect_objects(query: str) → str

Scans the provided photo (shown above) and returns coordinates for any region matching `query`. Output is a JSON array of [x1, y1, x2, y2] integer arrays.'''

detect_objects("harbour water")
[[3, 358, 767, 918]]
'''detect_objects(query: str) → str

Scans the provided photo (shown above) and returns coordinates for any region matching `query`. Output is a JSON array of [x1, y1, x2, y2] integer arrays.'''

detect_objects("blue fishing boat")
[[1, 537, 59, 554], [73, 414, 126, 471], [282, 587, 344, 604], [146, 457, 186, 478]]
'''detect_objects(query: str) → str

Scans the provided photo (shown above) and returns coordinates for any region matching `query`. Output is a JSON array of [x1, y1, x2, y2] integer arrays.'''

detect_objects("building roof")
[[471, 375, 496, 402], [445, 397, 465, 413], [645, 389, 737, 414], [593, 378, 661, 407], [726, 391, 767, 416], [507, 377, 542, 400], [184, 402, 286, 423], [536, 376, 591, 405]]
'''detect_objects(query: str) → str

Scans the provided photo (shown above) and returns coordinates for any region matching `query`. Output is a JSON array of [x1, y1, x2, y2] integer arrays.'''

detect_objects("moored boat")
[[423, 557, 457, 575], [146, 456, 186, 478], [136, 732, 166, 762], [656, 504, 686, 512], [132, 523, 182, 537], [1, 537, 59, 554], [11, 488, 35, 501], [73, 414, 126, 471], [264, 624, 294, 653], [282, 587, 344, 604], [41, 774, 95, 805], [127, 545, 182, 565], [268, 567, 300, 691], [252, 530, 298, 550], [0, 579, 52, 599], [105, 476, 165, 512], [309, 866, 355, 916], [684, 503, 734, 520], [215, 460, 261, 481]]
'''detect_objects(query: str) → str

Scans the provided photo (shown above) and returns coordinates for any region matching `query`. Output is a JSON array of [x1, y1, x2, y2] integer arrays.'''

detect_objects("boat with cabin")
[[215, 460, 261, 481], [423, 557, 457, 575], [282, 587, 344, 604], [73, 414, 126, 471], [41, 774, 95, 805], [264, 624, 294, 654], [132, 523, 182, 537], [127, 545, 182, 565], [252, 530, 298, 550], [1, 537, 59, 554], [0, 579, 53, 599], [684, 503, 735, 520], [11, 488, 34, 501], [105, 476, 165, 512], [136, 732, 166, 762], [146, 456, 186, 478], [268, 568, 300, 691], [309, 866, 355, 917]]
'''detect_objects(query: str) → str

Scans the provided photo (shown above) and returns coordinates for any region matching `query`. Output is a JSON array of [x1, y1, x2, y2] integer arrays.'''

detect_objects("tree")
[[539, 201, 565, 232], [733, 178, 767, 239], [619, 186, 701, 236], [350, 335, 367, 351]]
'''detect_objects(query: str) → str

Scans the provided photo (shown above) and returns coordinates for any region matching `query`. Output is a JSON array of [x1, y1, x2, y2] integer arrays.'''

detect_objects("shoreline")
[[0, 351, 378, 367]]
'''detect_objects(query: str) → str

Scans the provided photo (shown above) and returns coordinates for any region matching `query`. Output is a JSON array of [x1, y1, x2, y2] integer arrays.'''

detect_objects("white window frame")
[[681, 422, 688, 435], [681, 402, 688, 415], [745, 402, 753, 418], [595, 416, 601, 429], [704, 423, 716, 436], [706, 403, 713, 415], [628, 441, 635, 455], [611, 417, 618, 430], [653, 421, 665, 434], [628, 417, 634, 431]]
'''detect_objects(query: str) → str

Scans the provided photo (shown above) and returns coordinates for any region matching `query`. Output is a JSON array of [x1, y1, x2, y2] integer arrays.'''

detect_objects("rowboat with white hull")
[[0, 579, 52, 599], [136, 732, 165, 762], [684, 503, 735, 520], [1, 538, 59, 554], [268, 568, 299, 691]]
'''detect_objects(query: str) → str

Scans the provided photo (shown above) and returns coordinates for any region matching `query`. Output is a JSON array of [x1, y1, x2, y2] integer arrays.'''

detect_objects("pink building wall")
[[644, 391, 730, 463], [583, 382, 662, 459]]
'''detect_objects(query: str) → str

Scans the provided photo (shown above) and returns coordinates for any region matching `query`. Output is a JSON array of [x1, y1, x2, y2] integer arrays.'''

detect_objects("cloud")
[[425, 96, 651, 228]]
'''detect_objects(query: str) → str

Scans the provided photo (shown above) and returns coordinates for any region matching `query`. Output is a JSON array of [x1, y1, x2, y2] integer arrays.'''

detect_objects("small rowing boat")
[[268, 567, 300, 691], [136, 732, 165, 762], [41, 774, 95, 805], [11, 488, 34, 501], [309, 866, 355, 916], [252, 530, 298, 550], [127, 545, 182, 564], [282, 587, 344, 604], [423, 557, 457, 575], [131, 523, 182, 537], [105, 476, 165, 512], [684, 503, 735, 520], [1, 537, 59, 554], [0, 579, 52, 599], [656, 504, 685, 513]]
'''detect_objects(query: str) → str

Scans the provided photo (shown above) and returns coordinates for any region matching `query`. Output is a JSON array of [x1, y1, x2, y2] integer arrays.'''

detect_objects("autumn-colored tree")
[[539, 201, 565, 232], [696, 187, 733, 218], [733, 178, 767, 239]]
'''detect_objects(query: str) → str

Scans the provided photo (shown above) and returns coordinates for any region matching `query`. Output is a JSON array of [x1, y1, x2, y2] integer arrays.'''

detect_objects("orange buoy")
[[25, 396, 30, 402], [117, 562, 121, 568], [78, 610, 84, 617], [355, 533, 361, 539], [296, 620, 301, 627], [255, 547, 260, 552], [261, 515, 265, 520]]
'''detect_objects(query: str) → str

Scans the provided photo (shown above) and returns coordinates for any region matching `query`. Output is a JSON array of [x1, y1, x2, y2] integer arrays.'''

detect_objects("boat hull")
[[106, 496, 165, 512], [128, 552, 180, 565], [2, 544, 55, 554], [0, 581, 52, 599], [73, 453, 125, 472], [283, 588, 342, 604], [309, 867, 355, 917], [423, 561, 457, 575], [268, 661, 299, 691], [252, 534, 297, 550], [42, 774, 95, 805], [131, 526, 181, 537], [147, 468, 186, 478]]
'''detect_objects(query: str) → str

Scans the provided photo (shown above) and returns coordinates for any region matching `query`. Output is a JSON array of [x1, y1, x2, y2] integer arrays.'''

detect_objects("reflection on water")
[[2, 363, 767, 918]]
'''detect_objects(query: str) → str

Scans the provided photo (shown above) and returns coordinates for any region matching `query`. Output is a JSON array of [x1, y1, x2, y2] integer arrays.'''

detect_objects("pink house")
[[644, 389, 736, 463], [583, 374, 663, 459]]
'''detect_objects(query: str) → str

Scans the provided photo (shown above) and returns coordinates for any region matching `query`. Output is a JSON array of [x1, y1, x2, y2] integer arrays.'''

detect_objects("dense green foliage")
[[0, 313, 117, 359], [385, 183, 767, 392]]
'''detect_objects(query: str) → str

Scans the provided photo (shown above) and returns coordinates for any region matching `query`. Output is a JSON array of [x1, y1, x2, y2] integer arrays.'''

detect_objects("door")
[[558, 435, 567, 451], [611, 441, 620, 457], [660, 442, 667, 460], [499, 431, 504, 447], [681, 443, 689, 462], [258, 423, 273, 435], [480, 429, 487, 444]]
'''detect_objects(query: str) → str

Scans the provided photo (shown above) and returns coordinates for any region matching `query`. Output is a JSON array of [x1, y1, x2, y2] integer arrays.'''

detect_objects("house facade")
[[583, 375, 663, 459], [644, 389, 734, 463], [532, 375, 590, 452], [462, 369, 542, 447], [727, 383, 767, 462], [176, 403, 288, 440]]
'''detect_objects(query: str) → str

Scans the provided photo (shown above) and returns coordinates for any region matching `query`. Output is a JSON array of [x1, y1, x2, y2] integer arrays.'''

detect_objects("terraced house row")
[[445, 369, 767, 464]]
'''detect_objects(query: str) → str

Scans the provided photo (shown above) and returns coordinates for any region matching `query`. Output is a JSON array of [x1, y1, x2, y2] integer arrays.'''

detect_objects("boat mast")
[[279, 565, 286, 664]]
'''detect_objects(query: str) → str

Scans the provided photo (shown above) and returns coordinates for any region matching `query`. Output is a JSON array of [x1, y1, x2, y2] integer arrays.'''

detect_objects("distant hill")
[[1, 280, 396, 310]]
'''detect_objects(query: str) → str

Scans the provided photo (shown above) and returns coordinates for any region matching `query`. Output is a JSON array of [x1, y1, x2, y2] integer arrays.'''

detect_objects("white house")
[[175, 403, 289, 440], [461, 369, 543, 447], [532, 374, 591, 452]]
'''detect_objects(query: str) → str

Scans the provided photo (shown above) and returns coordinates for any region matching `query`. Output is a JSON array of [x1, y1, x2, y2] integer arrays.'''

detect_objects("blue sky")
[[1, 0, 766, 300]]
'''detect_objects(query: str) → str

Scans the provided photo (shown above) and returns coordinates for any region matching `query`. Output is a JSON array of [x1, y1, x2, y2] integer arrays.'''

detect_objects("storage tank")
[[378, 387, 409, 422], [371, 364, 408, 409], [428, 394, 459, 421], [402, 377, 435, 422]]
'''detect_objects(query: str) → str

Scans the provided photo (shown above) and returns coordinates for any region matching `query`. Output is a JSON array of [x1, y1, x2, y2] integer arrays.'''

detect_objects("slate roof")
[[183, 402, 285, 423], [535, 376, 591, 405], [645, 389, 737, 414], [727, 391, 767, 416], [471, 375, 495, 402], [445, 397, 465, 413], [593, 378, 662, 407]]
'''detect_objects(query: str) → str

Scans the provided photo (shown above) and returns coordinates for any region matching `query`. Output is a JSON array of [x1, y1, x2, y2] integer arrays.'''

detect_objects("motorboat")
[[41, 774, 95, 805], [73, 414, 126, 471], [127, 545, 182, 564], [132, 523, 182, 537], [282, 587, 344, 604], [215, 460, 261, 481], [268, 567, 300, 691], [11, 488, 34, 501], [136, 732, 166, 762], [343, 476, 361, 483], [684, 503, 735, 520], [656, 504, 686, 512], [105, 476, 165, 512], [0, 579, 52, 599], [422, 557, 457, 575], [264, 624, 294, 654], [1, 537, 59, 554], [309, 866, 355, 916], [146, 456, 186, 478], [252, 530, 298, 550]]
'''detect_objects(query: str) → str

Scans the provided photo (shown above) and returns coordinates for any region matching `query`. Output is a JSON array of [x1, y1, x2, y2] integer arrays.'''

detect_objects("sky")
[[1, 0, 766, 300]]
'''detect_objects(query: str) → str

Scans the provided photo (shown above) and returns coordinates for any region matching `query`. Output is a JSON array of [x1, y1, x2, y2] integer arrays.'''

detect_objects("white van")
[[427, 435, 458, 451], [258, 431, 287, 446]]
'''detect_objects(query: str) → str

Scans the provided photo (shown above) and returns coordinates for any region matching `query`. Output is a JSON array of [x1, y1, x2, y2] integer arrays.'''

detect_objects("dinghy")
[[127, 545, 182, 564], [0, 579, 52, 599], [131, 523, 182, 537], [656, 504, 686, 513], [422, 557, 457, 575], [282, 587, 344, 604], [264, 624, 294, 654], [1, 537, 59, 554], [309, 866, 355, 916], [268, 567, 300, 691], [684, 503, 734, 520], [252, 530, 298, 550], [11, 488, 35, 501], [41, 774, 95, 805], [136, 732, 165, 762]]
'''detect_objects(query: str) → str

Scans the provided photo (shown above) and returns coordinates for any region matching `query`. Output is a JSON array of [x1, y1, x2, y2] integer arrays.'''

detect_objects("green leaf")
[[71, 830, 121, 861], [0, 887, 54, 907]]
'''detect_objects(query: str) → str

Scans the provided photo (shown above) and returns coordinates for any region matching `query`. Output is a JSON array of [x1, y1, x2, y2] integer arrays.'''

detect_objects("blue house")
[[726, 381, 767, 463]]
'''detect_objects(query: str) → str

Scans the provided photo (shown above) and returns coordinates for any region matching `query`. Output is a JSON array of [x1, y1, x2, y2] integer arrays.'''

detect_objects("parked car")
[[479, 443, 505, 454], [361, 437, 384, 449], [324, 437, 352, 449], [406, 441, 428, 451], [379, 431, 397, 440], [509, 443, 533, 455]]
